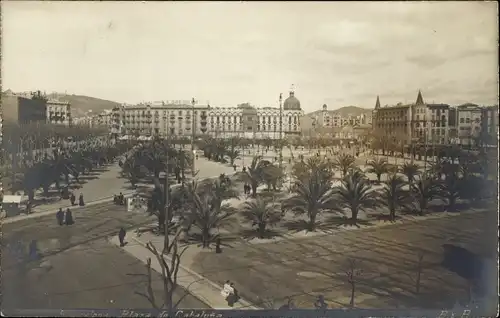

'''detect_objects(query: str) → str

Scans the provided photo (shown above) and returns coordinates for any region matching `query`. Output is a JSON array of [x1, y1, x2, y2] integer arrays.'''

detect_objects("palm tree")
[[439, 170, 462, 212], [400, 162, 420, 186], [379, 174, 412, 221], [239, 156, 278, 197], [335, 170, 378, 225], [189, 190, 233, 248], [241, 198, 282, 238], [365, 157, 389, 183], [283, 167, 335, 231], [199, 174, 239, 214], [411, 173, 441, 215], [333, 153, 356, 178]]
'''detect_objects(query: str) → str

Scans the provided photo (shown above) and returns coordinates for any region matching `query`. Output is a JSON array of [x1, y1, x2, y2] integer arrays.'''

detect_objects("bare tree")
[[411, 251, 424, 294], [345, 258, 363, 308], [138, 222, 188, 312]]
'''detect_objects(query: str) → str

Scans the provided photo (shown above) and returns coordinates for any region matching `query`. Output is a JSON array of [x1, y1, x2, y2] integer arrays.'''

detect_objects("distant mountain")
[[47, 93, 122, 117], [305, 105, 372, 118]]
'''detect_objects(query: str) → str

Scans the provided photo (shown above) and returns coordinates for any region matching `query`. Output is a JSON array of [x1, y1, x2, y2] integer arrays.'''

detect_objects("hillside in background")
[[47, 93, 122, 117], [305, 105, 372, 117]]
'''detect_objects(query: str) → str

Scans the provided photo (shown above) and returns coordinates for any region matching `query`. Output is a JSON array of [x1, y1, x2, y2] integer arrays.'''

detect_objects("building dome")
[[283, 91, 301, 110]]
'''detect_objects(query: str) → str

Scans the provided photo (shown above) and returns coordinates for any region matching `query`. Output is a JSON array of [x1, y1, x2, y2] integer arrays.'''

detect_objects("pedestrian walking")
[[221, 281, 231, 299], [65, 208, 74, 225], [56, 208, 64, 225], [118, 227, 126, 247], [79, 193, 85, 206], [70, 193, 76, 206], [227, 283, 239, 307]]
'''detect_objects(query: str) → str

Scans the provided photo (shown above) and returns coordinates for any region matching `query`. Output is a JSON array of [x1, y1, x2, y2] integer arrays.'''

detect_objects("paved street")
[[1, 202, 208, 309], [190, 209, 497, 312]]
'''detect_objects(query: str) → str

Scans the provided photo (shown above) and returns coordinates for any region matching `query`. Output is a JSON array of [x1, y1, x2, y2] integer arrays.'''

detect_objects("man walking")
[[118, 227, 126, 247], [56, 208, 64, 225]]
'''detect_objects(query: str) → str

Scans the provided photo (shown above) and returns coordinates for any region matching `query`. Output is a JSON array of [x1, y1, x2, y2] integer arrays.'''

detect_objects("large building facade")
[[373, 91, 451, 145], [46, 100, 72, 126], [1, 92, 47, 124], [114, 90, 304, 140], [116, 100, 210, 138], [373, 91, 498, 146], [449, 104, 498, 146]]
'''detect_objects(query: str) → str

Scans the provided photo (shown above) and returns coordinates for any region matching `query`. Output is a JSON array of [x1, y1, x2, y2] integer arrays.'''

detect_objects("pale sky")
[[2, 1, 498, 112]]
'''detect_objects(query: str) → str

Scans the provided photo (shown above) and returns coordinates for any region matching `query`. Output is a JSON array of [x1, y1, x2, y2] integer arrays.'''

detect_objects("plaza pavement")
[[110, 232, 258, 310], [187, 209, 497, 312], [1, 202, 208, 310]]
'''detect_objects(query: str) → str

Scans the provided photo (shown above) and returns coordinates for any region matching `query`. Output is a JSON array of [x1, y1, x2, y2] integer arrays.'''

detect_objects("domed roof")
[[283, 91, 301, 110]]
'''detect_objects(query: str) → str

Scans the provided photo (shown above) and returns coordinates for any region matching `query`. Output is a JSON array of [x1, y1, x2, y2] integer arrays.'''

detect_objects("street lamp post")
[[279, 93, 283, 169], [191, 98, 196, 177]]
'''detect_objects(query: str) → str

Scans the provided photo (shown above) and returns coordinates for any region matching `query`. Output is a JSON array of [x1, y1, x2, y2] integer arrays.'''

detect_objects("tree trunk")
[[390, 207, 395, 222], [377, 173, 381, 182], [308, 213, 316, 231], [202, 228, 210, 248], [251, 183, 257, 197], [448, 196, 456, 211], [350, 282, 355, 307], [258, 223, 266, 239], [350, 208, 358, 225]]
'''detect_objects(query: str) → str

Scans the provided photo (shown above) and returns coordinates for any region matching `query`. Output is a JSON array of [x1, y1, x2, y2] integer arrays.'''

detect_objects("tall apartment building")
[[208, 91, 303, 139], [448, 104, 498, 146], [117, 100, 210, 138], [372, 91, 451, 145], [115, 90, 303, 140], [46, 100, 72, 126], [1, 91, 47, 124]]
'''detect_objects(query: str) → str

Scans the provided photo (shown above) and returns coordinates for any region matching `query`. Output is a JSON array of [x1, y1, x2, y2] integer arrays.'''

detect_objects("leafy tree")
[[365, 157, 389, 182], [239, 156, 279, 197], [400, 162, 420, 186], [439, 170, 462, 211], [333, 153, 356, 178], [283, 166, 335, 231], [335, 170, 378, 225], [378, 173, 412, 221], [411, 173, 441, 215], [188, 187, 233, 248], [241, 198, 282, 238]]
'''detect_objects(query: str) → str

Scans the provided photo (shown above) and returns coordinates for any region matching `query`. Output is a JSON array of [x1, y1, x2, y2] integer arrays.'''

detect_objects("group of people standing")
[[221, 280, 240, 307], [113, 192, 125, 205], [56, 208, 74, 226]]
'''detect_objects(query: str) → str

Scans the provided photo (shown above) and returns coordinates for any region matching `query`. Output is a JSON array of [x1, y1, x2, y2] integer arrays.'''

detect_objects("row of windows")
[[123, 110, 207, 116], [459, 117, 481, 124], [210, 124, 298, 131]]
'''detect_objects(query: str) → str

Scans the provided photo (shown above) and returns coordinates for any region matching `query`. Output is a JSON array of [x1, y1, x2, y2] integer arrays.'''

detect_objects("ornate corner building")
[[112, 89, 304, 140]]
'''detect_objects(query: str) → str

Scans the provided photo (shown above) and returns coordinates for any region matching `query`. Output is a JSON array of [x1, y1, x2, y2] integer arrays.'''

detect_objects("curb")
[[2, 191, 136, 224], [130, 235, 259, 310]]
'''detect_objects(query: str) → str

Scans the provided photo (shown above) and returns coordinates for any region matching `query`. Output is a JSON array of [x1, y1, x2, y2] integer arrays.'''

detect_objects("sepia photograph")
[[1, 1, 498, 316]]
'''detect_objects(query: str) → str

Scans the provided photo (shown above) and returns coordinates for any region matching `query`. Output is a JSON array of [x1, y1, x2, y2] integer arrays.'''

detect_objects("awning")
[[2, 195, 23, 204]]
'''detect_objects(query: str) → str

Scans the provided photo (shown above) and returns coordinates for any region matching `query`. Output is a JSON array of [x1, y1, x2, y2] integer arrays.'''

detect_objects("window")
[[466, 118, 470, 123], [247, 126, 252, 131]]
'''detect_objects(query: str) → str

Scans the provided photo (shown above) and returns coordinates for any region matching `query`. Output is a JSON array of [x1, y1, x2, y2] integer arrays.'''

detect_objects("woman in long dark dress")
[[65, 208, 74, 225], [79, 193, 85, 206], [56, 208, 64, 225]]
